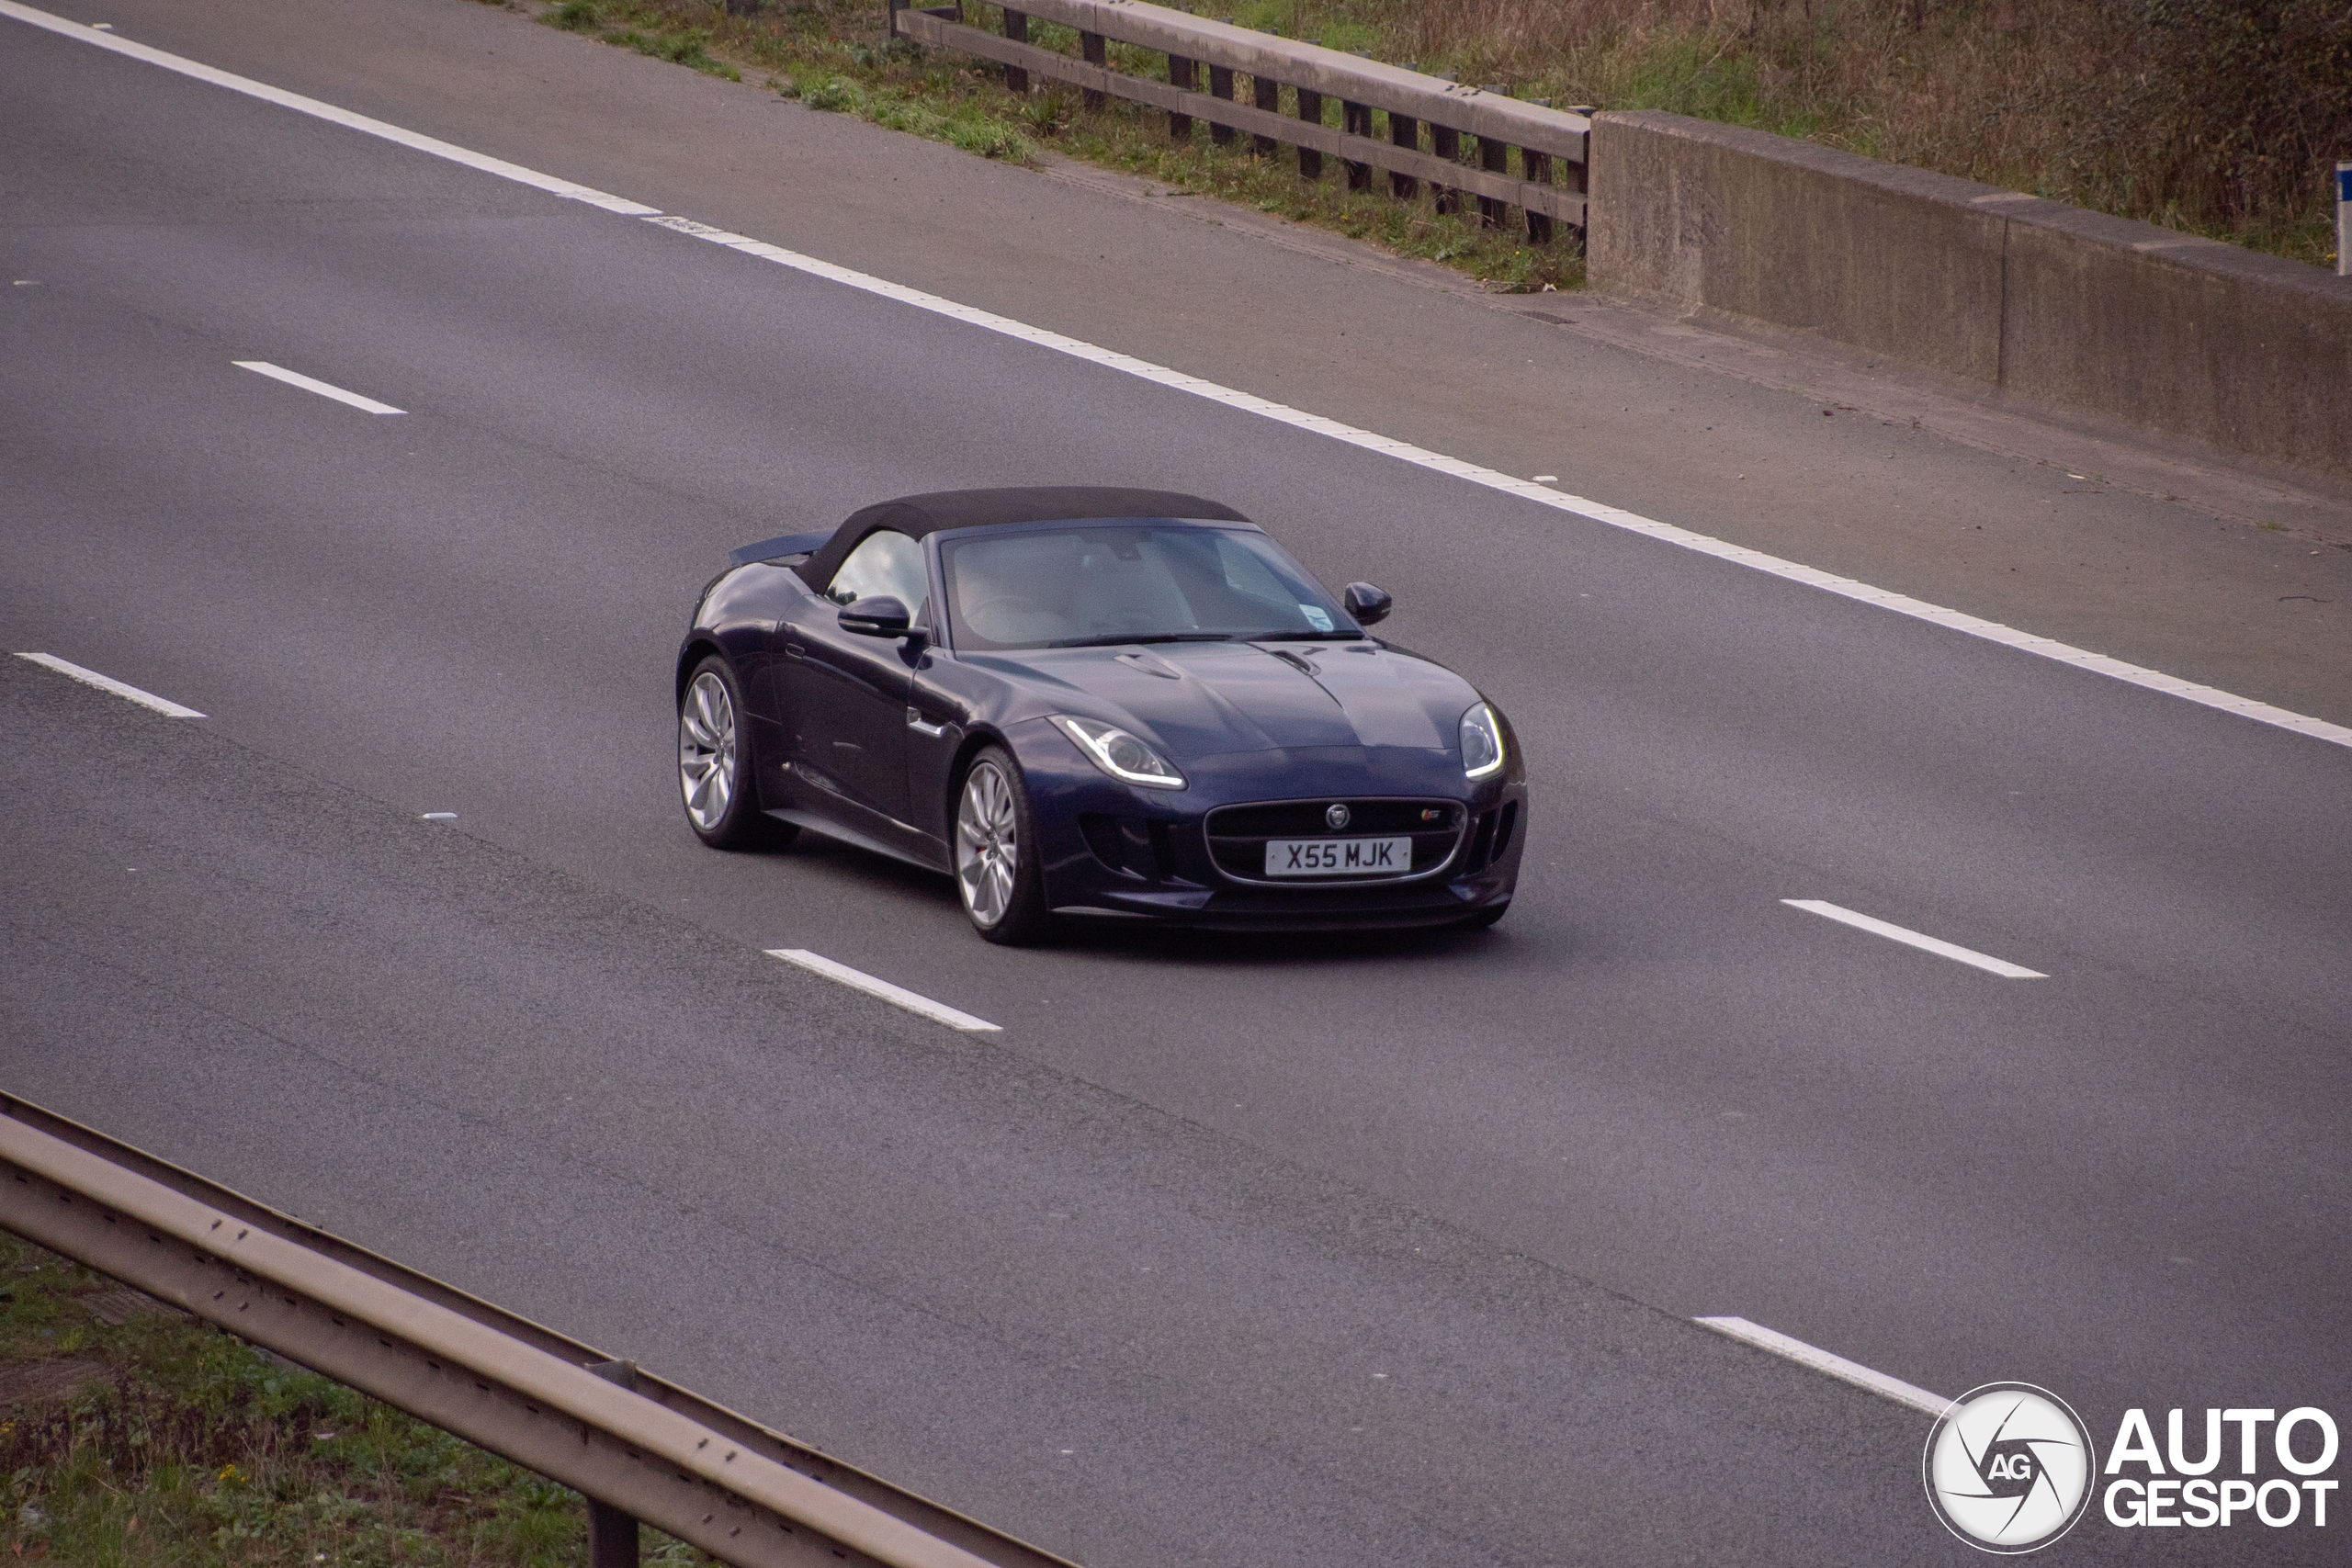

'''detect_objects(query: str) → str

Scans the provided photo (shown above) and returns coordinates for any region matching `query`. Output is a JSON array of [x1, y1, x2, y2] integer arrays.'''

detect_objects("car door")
[[777, 529, 926, 829]]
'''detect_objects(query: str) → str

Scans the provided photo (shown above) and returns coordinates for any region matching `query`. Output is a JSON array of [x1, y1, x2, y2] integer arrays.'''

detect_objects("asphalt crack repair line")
[[7, 0, 2349, 762], [233, 359, 405, 415], [1780, 899, 2049, 978], [768, 950, 1002, 1033], [15, 653, 205, 717]]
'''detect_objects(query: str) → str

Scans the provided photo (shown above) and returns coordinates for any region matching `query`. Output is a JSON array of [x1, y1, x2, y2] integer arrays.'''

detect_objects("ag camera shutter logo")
[[1924, 1383, 2095, 1552]]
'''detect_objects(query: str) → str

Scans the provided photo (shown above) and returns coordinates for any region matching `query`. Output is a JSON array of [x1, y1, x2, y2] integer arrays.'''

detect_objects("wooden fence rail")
[[889, 0, 1589, 239]]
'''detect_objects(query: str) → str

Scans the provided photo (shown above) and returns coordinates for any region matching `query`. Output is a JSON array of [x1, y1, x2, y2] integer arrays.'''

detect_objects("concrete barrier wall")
[[1588, 109, 2352, 483]]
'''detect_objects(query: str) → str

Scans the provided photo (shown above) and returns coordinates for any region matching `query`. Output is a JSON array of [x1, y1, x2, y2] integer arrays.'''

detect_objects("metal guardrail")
[[0, 1094, 1077, 1568], [890, 0, 1589, 238]]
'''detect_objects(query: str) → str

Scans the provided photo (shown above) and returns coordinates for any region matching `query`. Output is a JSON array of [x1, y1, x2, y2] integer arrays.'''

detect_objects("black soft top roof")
[[795, 486, 1250, 589]]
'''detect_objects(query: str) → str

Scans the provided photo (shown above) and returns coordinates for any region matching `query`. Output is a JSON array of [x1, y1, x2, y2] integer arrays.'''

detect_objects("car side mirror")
[[838, 594, 911, 637], [1343, 582, 1393, 626]]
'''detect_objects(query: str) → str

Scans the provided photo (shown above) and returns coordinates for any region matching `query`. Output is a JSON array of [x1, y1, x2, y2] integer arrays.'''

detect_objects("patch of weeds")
[[541, 0, 739, 79], [529, 0, 1580, 284], [0, 1234, 723, 1566]]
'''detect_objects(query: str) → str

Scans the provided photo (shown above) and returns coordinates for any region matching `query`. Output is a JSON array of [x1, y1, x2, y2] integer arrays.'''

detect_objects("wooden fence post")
[[1342, 102, 1373, 191], [1430, 124, 1460, 214], [1080, 31, 1105, 110], [1251, 75, 1279, 154], [1168, 54, 1196, 142], [1207, 65, 1236, 145], [1524, 150, 1553, 243], [1388, 114, 1419, 199], [1295, 88, 1324, 178], [1002, 8, 1028, 94], [1478, 135, 1508, 229]]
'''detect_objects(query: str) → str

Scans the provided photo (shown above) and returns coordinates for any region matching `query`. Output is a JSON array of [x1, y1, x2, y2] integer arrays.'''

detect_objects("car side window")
[[828, 529, 928, 611]]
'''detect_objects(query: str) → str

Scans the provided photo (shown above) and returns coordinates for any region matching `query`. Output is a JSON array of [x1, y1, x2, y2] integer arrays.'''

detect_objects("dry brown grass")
[[536, 0, 2345, 271], [1243, 0, 2348, 265]]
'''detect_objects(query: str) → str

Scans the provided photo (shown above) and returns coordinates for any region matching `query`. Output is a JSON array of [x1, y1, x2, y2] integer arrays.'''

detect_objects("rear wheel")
[[678, 656, 795, 851], [955, 748, 1050, 945]]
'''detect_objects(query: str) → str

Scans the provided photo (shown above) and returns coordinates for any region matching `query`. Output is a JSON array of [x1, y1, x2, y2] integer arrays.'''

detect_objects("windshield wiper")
[[1046, 631, 1236, 649], [1249, 629, 1365, 642]]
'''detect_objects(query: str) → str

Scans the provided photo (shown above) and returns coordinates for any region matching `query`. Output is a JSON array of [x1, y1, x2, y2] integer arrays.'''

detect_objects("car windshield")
[[940, 522, 1357, 651]]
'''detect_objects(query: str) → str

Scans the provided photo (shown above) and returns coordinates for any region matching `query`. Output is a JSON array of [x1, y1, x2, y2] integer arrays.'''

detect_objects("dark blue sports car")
[[675, 488, 1525, 943]]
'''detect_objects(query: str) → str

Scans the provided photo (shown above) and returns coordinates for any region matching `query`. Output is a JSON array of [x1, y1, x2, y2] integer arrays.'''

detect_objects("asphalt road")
[[4, 6, 2349, 1564]]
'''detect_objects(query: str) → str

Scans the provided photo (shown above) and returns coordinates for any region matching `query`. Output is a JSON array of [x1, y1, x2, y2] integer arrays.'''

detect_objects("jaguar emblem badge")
[[1325, 803, 1351, 830]]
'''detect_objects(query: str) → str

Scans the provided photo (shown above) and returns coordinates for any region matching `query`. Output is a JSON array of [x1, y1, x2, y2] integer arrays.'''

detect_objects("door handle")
[[906, 707, 946, 739]]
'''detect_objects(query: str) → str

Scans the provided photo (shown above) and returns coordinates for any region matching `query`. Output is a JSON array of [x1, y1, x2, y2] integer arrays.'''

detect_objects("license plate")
[[1261, 836, 1413, 876]]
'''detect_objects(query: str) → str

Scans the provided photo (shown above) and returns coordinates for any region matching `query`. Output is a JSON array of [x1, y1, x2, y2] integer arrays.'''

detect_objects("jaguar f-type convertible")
[[675, 487, 1525, 942]]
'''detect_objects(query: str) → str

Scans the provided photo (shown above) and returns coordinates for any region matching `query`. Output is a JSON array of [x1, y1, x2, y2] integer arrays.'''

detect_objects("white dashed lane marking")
[[1697, 1316, 1950, 1416], [1781, 899, 2048, 979], [233, 360, 404, 415], [768, 949, 1002, 1032], [16, 653, 204, 717], [7, 0, 2348, 753]]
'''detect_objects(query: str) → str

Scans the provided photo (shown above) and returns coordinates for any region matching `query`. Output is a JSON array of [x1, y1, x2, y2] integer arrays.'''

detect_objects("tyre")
[[954, 746, 1051, 945], [678, 656, 795, 852]]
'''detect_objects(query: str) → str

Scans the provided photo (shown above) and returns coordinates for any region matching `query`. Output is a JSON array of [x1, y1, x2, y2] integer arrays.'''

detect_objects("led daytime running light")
[[1051, 715, 1187, 790], [1461, 703, 1506, 779]]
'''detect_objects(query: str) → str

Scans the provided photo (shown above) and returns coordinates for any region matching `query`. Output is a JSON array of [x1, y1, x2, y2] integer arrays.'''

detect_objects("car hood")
[[968, 640, 1478, 762]]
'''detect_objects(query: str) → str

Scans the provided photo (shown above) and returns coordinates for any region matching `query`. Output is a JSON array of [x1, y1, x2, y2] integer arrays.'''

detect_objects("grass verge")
[[519, 0, 2346, 276], [0, 1232, 716, 1566], [526, 0, 1582, 291]]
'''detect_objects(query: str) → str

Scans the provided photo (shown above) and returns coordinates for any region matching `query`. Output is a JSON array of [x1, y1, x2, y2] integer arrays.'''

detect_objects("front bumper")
[[1002, 723, 1527, 930]]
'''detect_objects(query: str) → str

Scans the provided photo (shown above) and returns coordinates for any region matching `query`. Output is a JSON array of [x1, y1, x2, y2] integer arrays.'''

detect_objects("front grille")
[[1204, 798, 1464, 885]]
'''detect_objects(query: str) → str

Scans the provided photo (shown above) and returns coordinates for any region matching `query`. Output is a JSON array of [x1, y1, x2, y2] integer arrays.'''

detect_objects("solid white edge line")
[[1781, 898, 2047, 978], [766, 949, 1002, 1032], [16, 653, 205, 717], [0, 0, 660, 216], [1695, 1316, 1950, 1417], [634, 216, 2352, 756], [233, 360, 405, 415], [12, 0, 2348, 758]]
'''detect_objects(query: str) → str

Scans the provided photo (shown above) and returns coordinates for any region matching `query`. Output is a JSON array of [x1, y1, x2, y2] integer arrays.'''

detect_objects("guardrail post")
[[1430, 123, 1460, 215], [1001, 8, 1029, 93], [1251, 74, 1279, 154], [588, 1498, 639, 1568], [1168, 54, 1196, 141], [1080, 30, 1105, 110], [1478, 134, 1508, 229], [1206, 64, 1236, 145], [1342, 101, 1373, 191], [1388, 113, 1419, 198], [1295, 87, 1324, 178], [1523, 149, 1553, 243], [586, 1359, 640, 1567]]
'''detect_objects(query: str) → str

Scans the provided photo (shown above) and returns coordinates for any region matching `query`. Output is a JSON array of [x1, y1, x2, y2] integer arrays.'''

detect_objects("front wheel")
[[955, 748, 1051, 945], [678, 656, 795, 851]]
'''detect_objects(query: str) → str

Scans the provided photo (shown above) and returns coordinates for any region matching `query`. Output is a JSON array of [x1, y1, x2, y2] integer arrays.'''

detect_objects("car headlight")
[[1050, 715, 1187, 790], [1459, 702, 1505, 779]]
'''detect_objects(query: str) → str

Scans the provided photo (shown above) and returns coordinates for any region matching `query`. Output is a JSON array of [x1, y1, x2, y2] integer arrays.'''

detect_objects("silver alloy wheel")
[[956, 759, 1020, 927], [679, 670, 737, 831]]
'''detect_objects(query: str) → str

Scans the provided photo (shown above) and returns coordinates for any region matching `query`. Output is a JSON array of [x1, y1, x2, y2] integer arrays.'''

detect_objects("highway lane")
[[4, 10, 2349, 1563]]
